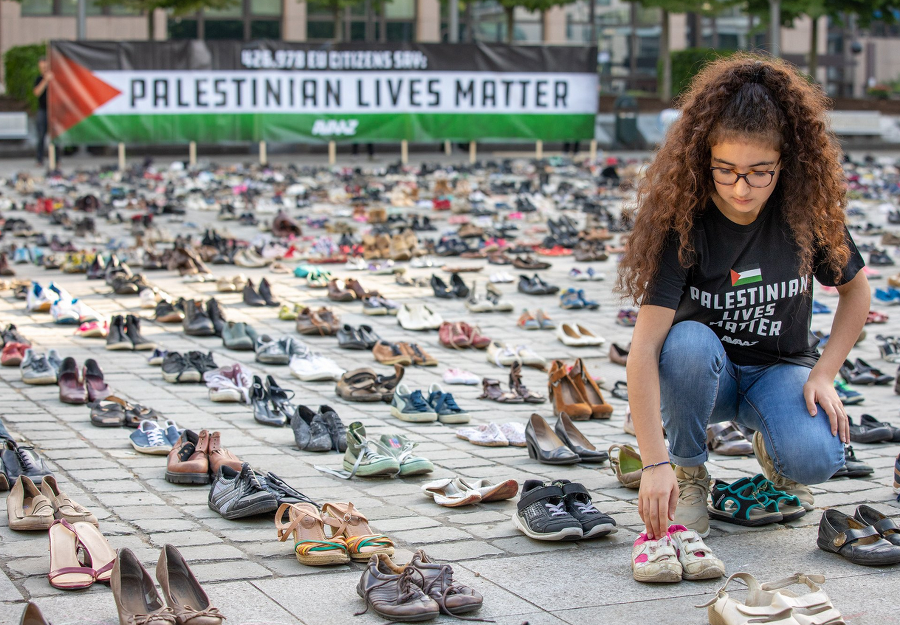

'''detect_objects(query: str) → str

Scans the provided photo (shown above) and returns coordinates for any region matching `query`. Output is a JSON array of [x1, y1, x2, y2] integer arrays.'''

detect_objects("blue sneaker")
[[811, 299, 832, 314], [426, 383, 470, 424], [390, 384, 437, 422], [576, 289, 600, 310], [12, 248, 29, 264], [130, 421, 173, 455], [874, 288, 900, 305], [559, 288, 584, 310], [833, 380, 864, 405], [161, 419, 183, 446]]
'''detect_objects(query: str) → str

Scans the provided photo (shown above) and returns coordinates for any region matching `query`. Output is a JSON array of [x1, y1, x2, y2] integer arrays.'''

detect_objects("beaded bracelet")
[[641, 461, 670, 472]]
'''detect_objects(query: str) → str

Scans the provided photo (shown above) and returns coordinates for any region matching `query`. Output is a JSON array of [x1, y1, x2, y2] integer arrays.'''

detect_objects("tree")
[[93, 0, 240, 40], [745, 0, 899, 82], [497, 0, 578, 44], [307, 0, 369, 42]]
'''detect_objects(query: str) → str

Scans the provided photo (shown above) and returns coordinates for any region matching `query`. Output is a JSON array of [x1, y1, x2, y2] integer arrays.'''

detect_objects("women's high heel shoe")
[[568, 358, 614, 419], [72, 520, 117, 583], [111, 548, 178, 625], [547, 360, 592, 420], [523, 413, 580, 465], [47, 519, 95, 590], [251, 375, 286, 427], [156, 544, 226, 625], [553, 413, 608, 463], [18, 602, 50, 625]]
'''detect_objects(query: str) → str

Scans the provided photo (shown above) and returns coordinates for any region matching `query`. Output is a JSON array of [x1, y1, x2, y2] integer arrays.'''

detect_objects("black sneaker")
[[255, 471, 317, 506], [554, 480, 617, 539], [187, 351, 218, 379], [162, 352, 200, 383], [848, 415, 894, 444], [208, 462, 278, 519], [125, 315, 155, 351], [1, 439, 53, 487], [859, 413, 900, 442], [512, 480, 583, 541], [830, 445, 875, 479], [106, 315, 131, 350]]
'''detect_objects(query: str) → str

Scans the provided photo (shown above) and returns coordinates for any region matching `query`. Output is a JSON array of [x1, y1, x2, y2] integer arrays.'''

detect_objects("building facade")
[[1, 0, 897, 99]]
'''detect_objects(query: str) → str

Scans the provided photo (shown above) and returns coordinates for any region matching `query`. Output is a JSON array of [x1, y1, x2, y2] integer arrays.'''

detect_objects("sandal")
[[89, 398, 126, 427], [608, 444, 643, 489], [48, 519, 98, 590], [322, 502, 394, 561], [509, 363, 545, 403], [611, 380, 628, 401], [748, 475, 806, 523], [478, 378, 523, 403], [71, 520, 116, 583], [276, 502, 350, 566], [708, 477, 784, 526]]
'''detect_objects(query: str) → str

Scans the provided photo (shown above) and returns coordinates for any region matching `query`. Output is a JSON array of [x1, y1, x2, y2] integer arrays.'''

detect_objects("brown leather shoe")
[[18, 602, 49, 625], [372, 341, 412, 366], [568, 358, 614, 419], [357, 554, 439, 621], [156, 544, 225, 625], [548, 360, 592, 421], [327, 279, 356, 302], [111, 548, 177, 625], [207, 431, 242, 475], [346, 277, 378, 299], [165, 430, 210, 485], [335, 369, 384, 402], [8, 476, 55, 531], [40, 475, 97, 525], [408, 549, 483, 615]]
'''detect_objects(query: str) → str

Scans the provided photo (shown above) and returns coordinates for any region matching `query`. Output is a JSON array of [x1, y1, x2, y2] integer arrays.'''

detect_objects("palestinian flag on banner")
[[730, 264, 763, 287]]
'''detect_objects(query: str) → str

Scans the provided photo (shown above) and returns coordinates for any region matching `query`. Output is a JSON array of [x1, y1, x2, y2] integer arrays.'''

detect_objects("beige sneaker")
[[752, 431, 814, 511], [674, 464, 711, 538]]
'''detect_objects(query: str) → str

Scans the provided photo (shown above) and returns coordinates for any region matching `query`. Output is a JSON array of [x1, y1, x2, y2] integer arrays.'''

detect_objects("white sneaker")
[[345, 256, 367, 271], [312, 354, 345, 380], [667, 525, 725, 580], [631, 534, 682, 583], [410, 256, 434, 268], [421, 305, 443, 329], [290, 353, 343, 381], [515, 345, 546, 368], [442, 368, 480, 385], [139, 288, 158, 309], [487, 340, 520, 366], [71, 299, 101, 323], [50, 298, 80, 324], [456, 423, 508, 447], [489, 272, 514, 283], [26, 282, 52, 312]]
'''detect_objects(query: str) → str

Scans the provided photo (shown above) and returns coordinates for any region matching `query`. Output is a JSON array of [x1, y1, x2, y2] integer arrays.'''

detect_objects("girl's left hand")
[[803, 374, 849, 443]]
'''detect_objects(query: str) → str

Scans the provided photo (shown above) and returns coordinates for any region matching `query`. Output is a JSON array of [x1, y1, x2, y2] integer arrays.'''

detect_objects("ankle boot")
[[242, 280, 265, 307], [111, 548, 177, 625], [156, 544, 225, 625], [106, 315, 131, 351], [258, 278, 280, 307], [547, 360, 592, 420], [205, 298, 227, 336], [674, 464, 711, 538], [125, 314, 154, 350]]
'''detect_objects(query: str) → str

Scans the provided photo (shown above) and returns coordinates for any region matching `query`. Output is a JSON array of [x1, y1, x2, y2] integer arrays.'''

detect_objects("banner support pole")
[[48, 144, 56, 171], [589, 140, 597, 163], [469, 141, 476, 164], [118, 143, 125, 171], [259, 141, 267, 166], [401, 140, 408, 165], [444, 140, 451, 156], [536, 140, 542, 160], [328, 141, 336, 165], [189, 141, 197, 167]]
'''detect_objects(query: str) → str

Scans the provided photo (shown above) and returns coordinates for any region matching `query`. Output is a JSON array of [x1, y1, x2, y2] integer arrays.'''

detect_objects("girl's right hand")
[[637, 464, 679, 540]]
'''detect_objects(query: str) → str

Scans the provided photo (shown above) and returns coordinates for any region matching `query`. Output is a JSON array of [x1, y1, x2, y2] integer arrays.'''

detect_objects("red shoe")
[[460, 323, 491, 349], [1, 342, 27, 366], [433, 199, 451, 210]]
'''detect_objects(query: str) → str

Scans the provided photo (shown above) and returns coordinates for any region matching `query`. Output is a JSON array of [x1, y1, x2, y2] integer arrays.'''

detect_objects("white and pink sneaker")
[[443, 368, 480, 385], [667, 525, 725, 580], [631, 533, 682, 583]]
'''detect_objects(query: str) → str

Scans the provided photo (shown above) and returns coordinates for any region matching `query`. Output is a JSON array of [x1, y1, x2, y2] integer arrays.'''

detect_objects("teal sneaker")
[[377, 434, 434, 476], [341, 422, 400, 478]]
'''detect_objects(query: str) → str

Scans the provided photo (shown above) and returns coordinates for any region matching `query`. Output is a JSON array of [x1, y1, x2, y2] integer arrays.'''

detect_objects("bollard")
[[536, 140, 543, 159], [401, 140, 408, 165], [469, 141, 476, 164], [328, 141, 336, 165], [444, 140, 451, 156], [118, 143, 125, 171], [589, 139, 597, 163], [189, 141, 197, 166], [48, 144, 56, 170], [259, 141, 267, 166]]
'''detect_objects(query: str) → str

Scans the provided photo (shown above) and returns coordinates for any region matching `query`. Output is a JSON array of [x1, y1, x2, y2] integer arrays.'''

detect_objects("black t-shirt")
[[34, 76, 47, 111], [645, 191, 865, 367]]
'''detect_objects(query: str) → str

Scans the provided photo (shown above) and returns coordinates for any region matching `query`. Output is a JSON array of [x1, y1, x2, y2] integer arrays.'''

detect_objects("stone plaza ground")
[[0, 154, 898, 625]]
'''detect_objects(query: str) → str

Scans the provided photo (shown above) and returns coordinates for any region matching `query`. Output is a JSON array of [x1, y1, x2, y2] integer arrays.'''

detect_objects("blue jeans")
[[658, 321, 844, 486]]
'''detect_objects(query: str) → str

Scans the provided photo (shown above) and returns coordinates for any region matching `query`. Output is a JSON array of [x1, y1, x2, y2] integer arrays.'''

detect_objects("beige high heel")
[[47, 520, 95, 590], [276, 502, 350, 566]]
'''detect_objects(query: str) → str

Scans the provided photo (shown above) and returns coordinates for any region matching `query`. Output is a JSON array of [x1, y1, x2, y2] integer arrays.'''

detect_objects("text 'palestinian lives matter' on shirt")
[[646, 191, 865, 367]]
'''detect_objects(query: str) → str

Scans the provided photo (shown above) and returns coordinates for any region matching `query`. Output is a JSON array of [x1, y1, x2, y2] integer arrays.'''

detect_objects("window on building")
[[307, 0, 413, 43], [169, 18, 199, 39], [23, 0, 139, 16], [251, 20, 280, 38]]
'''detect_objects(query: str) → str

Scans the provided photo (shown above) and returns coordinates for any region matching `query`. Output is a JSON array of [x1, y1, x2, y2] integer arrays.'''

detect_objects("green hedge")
[[4, 43, 47, 113], [660, 47, 738, 98]]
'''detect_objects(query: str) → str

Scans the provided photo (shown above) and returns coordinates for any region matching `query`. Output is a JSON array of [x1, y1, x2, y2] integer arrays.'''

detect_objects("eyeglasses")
[[710, 160, 781, 188]]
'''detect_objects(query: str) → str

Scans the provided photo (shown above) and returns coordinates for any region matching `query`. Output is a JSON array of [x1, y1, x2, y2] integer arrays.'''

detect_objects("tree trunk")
[[711, 14, 719, 48], [333, 6, 343, 43], [660, 9, 671, 102], [809, 16, 819, 81], [505, 6, 514, 44], [464, 2, 473, 41], [148, 8, 155, 41]]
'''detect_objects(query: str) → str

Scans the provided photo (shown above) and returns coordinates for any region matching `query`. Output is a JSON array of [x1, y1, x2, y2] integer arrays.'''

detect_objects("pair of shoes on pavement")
[[512, 479, 616, 541], [631, 525, 725, 583]]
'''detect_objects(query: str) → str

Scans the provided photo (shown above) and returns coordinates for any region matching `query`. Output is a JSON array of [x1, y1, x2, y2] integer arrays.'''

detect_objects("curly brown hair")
[[616, 53, 849, 305]]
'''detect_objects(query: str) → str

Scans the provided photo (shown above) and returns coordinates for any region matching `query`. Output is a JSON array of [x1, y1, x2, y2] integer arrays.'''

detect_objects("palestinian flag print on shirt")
[[730, 264, 762, 287]]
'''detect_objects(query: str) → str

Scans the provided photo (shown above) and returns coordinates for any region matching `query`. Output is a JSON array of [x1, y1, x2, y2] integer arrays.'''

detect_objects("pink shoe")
[[75, 321, 108, 338], [631, 532, 681, 583], [863, 266, 882, 279]]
